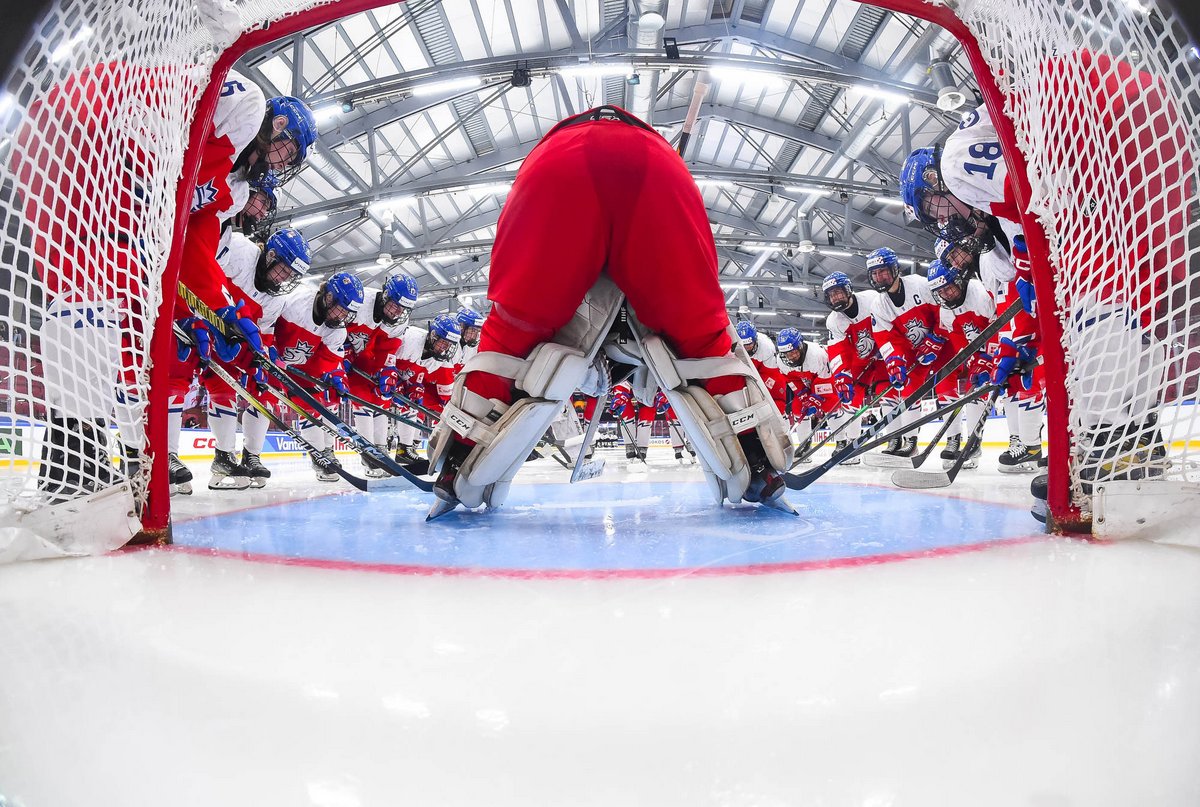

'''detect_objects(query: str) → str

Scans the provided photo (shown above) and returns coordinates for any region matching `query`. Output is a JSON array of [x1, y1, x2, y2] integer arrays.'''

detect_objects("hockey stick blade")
[[862, 402, 966, 470], [783, 382, 999, 491], [573, 458, 606, 482], [891, 389, 999, 490]]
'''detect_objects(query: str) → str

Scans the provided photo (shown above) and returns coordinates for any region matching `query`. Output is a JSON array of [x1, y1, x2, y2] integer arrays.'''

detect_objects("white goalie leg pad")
[[427, 342, 592, 508], [636, 332, 794, 503]]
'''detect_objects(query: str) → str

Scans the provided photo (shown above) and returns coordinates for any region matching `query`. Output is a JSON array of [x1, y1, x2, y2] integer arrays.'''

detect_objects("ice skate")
[[834, 439, 861, 466], [311, 448, 342, 483], [209, 449, 252, 490], [998, 436, 1041, 474], [168, 452, 193, 496], [239, 450, 270, 488], [881, 435, 917, 458]]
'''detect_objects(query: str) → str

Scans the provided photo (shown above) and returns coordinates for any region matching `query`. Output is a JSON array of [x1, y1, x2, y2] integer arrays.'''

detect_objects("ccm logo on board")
[[192, 437, 217, 449]]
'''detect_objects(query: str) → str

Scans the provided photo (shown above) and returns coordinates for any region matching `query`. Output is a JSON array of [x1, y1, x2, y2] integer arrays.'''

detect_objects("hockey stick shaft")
[[676, 76, 709, 158], [178, 282, 433, 492], [288, 366, 431, 433], [892, 388, 999, 489], [784, 381, 1000, 490], [787, 297, 1021, 476], [791, 377, 890, 467], [173, 323, 369, 491]]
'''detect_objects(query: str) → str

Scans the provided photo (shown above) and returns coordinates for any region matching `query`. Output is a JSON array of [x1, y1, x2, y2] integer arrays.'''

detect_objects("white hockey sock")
[[167, 396, 185, 454], [114, 387, 143, 449], [830, 409, 862, 441], [792, 418, 814, 447], [1005, 396, 1020, 441], [372, 413, 389, 446], [353, 408, 373, 444], [960, 400, 986, 438], [636, 420, 651, 449], [208, 400, 239, 453], [1017, 399, 1045, 447], [396, 421, 417, 446], [668, 422, 685, 450], [242, 409, 270, 455], [299, 420, 328, 453]]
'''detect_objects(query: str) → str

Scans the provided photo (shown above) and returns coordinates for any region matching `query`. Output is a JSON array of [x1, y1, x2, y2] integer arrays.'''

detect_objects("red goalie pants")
[[468, 108, 739, 404]]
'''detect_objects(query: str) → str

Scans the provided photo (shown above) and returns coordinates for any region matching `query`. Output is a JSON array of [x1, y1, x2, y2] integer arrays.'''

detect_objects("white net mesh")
[[0, 0, 327, 559], [948, 0, 1200, 526]]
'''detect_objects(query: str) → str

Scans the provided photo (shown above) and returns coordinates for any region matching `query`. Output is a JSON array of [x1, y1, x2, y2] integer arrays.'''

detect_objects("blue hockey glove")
[[915, 332, 948, 366], [885, 355, 908, 389], [175, 317, 213, 364], [833, 371, 854, 404], [992, 337, 1037, 388], [211, 300, 264, 362]]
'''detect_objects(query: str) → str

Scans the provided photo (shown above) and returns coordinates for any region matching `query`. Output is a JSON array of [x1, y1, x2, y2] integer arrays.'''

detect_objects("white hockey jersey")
[[826, 289, 881, 372], [218, 232, 288, 335], [871, 275, 943, 356], [273, 289, 347, 372], [939, 278, 997, 345], [193, 69, 264, 218]]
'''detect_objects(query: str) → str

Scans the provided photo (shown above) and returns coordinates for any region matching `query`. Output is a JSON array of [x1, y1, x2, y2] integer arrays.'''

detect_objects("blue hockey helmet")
[[776, 327, 807, 368], [379, 273, 419, 326], [319, 271, 364, 327], [242, 170, 279, 223], [455, 306, 484, 347], [259, 227, 311, 296], [427, 313, 462, 361], [899, 146, 944, 226], [926, 259, 967, 308], [266, 96, 318, 167], [735, 320, 759, 355], [821, 271, 854, 311], [865, 247, 901, 292]]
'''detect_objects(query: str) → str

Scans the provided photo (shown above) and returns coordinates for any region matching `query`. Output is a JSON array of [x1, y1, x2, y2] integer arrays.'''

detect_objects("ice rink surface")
[[3, 444, 1200, 806]]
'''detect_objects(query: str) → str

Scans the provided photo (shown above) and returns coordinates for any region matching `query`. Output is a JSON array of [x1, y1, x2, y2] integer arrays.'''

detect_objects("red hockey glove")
[[885, 355, 908, 389]]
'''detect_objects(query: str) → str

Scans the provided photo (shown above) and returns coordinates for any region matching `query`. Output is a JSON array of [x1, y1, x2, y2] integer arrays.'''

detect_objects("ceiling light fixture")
[[411, 76, 484, 97]]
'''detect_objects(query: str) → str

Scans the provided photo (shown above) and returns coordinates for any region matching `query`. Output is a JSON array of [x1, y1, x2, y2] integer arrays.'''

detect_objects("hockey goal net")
[[0, 0, 1196, 558]]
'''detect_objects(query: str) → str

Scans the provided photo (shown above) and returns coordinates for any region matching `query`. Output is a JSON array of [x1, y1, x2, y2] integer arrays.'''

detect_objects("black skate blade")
[[426, 496, 460, 521], [760, 494, 799, 516]]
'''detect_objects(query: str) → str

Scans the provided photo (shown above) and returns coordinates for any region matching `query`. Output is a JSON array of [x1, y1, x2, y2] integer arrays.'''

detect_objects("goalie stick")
[[177, 282, 434, 493], [891, 387, 1001, 489], [782, 297, 1021, 487], [287, 366, 431, 433], [172, 323, 371, 492]]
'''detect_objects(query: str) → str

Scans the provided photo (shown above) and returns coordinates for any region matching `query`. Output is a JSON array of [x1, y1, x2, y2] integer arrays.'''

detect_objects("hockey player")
[[271, 272, 364, 481], [821, 271, 886, 464], [935, 225, 1044, 472], [427, 106, 792, 516], [866, 247, 957, 458], [390, 314, 461, 464], [925, 259, 999, 469], [452, 307, 485, 375], [775, 328, 834, 458], [203, 227, 311, 490], [344, 274, 420, 478], [735, 320, 788, 416]]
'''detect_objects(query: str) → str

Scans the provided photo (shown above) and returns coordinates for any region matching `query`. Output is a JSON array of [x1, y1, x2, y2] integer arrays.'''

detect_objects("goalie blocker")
[[427, 281, 795, 516]]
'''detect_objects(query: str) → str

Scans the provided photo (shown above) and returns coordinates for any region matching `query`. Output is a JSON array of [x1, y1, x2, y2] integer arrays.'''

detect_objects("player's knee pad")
[[428, 342, 593, 508]]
